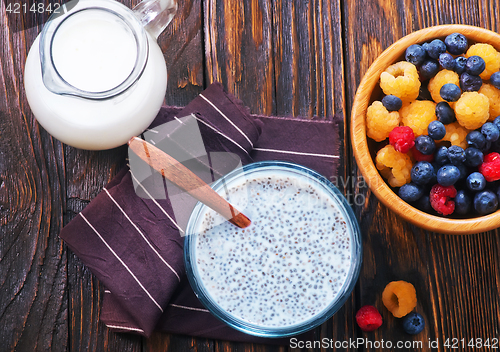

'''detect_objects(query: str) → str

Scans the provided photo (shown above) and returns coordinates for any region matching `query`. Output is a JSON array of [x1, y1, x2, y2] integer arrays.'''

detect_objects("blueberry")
[[440, 83, 461, 102], [426, 39, 447, 59], [415, 135, 436, 155], [444, 33, 468, 55], [465, 56, 486, 76], [493, 116, 500, 131], [411, 161, 435, 185], [481, 122, 500, 142], [447, 145, 466, 165], [382, 95, 403, 111], [467, 172, 486, 192], [474, 190, 498, 215], [437, 165, 461, 186], [435, 102, 456, 124], [416, 194, 432, 212], [454, 56, 467, 74], [427, 120, 446, 140], [402, 312, 425, 335], [439, 53, 456, 70], [405, 44, 427, 66], [466, 130, 486, 149], [420, 59, 440, 80], [460, 72, 483, 92], [482, 140, 492, 152], [399, 183, 424, 202], [457, 162, 468, 180], [455, 190, 471, 215], [435, 146, 450, 166], [464, 147, 483, 167], [490, 71, 500, 90]]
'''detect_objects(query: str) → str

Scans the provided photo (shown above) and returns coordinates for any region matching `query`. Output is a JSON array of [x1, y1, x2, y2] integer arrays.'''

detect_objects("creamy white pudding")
[[191, 169, 355, 328]]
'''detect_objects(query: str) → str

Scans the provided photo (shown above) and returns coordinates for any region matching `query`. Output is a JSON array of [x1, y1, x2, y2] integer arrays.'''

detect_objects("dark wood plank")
[[145, 333, 214, 352], [344, 1, 500, 351], [272, 0, 345, 119], [160, 0, 205, 106], [0, 1, 68, 351], [204, 0, 275, 116]]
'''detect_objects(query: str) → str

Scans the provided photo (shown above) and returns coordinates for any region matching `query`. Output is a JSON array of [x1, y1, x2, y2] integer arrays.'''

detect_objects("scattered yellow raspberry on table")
[[366, 101, 401, 142], [382, 281, 417, 318], [428, 69, 460, 103], [454, 91, 489, 130], [375, 145, 412, 187], [478, 83, 500, 120], [466, 43, 500, 80], [401, 100, 437, 136], [380, 61, 421, 103]]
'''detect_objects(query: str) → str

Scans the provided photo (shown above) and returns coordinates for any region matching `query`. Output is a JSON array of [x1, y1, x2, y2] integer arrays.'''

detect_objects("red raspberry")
[[389, 126, 415, 153], [411, 147, 434, 162], [355, 305, 383, 332], [479, 152, 500, 182], [430, 184, 457, 215]]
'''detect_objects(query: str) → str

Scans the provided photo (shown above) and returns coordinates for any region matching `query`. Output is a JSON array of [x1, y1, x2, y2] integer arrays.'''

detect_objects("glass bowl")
[[184, 161, 362, 337]]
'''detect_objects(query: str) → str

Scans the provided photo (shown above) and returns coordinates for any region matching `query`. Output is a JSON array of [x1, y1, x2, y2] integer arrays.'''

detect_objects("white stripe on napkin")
[[190, 113, 249, 155], [200, 94, 253, 148], [128, 169, 185, 235], [252, 147, 340, 159], [105, 324, 145, 333], [79, 213, 163, 312], [103, 188, 181, 282]]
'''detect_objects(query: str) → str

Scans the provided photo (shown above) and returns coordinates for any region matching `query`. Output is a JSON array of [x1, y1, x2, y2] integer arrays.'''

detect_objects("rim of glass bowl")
[[183, 160, 362, 338]]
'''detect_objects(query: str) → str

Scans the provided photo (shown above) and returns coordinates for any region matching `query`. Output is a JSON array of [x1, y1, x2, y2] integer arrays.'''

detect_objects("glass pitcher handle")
[[133, 0, 177, 40]]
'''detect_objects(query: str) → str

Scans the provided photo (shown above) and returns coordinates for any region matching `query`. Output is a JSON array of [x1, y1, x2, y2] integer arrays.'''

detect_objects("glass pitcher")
[[24, 0, 177, 150]]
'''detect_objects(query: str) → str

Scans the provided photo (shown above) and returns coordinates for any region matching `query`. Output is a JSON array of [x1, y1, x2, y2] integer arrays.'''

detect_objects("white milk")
[[193, 170, 353, 327], [24, 8, 167, 150], [51, 9, 137, 92]]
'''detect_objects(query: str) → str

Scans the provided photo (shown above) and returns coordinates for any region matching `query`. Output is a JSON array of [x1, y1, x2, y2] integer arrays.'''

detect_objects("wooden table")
[[2, 0, 499, 351]]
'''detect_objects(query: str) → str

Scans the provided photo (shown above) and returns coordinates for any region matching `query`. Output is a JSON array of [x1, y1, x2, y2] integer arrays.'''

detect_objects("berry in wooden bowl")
[[351, 25, 500, 234]]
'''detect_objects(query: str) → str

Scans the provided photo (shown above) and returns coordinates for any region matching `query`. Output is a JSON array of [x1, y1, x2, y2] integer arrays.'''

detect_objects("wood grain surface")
[[0, 1, 498, 352]]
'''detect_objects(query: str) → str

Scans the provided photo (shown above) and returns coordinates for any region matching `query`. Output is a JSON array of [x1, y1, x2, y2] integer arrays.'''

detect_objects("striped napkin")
[[60, 83, 341, 343]]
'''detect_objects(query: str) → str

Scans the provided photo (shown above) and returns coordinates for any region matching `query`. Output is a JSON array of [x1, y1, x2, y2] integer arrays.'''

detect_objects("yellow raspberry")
[[380, 61, 421, 103], [438, 122, 469, 149], [382, 281, 417, 318], [454, 92, 489, 130], [401, 100, 437, 136], [466, 43, 500, 80], [375, 145, 412, 187], [428, 69, 460, 103], [366, 101, 401, 142], [478, 83, 500, 120]]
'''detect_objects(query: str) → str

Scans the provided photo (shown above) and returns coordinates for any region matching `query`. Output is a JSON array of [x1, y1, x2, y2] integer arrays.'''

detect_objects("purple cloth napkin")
[[60, 83, 341, 343]]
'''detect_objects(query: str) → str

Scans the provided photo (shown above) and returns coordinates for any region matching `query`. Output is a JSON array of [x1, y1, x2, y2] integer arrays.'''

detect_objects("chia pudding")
[[185, 162, 361, 336]]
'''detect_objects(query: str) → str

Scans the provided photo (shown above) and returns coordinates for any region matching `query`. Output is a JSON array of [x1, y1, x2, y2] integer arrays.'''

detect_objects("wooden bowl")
[[351, 25, 500, 234]]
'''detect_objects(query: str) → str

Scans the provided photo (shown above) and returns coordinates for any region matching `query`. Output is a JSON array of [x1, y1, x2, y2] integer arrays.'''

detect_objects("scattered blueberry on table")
[[402, 312, 425, 335]]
